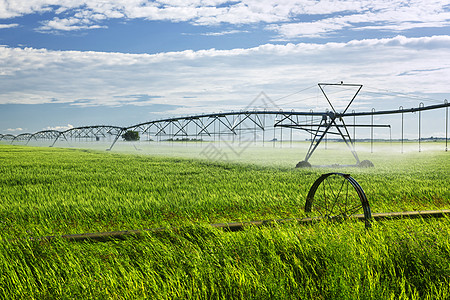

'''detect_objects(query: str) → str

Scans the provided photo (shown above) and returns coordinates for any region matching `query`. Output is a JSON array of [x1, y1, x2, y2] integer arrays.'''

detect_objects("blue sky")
[[1, 0, 450, 138]]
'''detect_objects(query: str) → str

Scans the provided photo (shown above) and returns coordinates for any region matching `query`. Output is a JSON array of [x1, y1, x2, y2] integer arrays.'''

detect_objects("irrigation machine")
[[1, 83, 449, 231]]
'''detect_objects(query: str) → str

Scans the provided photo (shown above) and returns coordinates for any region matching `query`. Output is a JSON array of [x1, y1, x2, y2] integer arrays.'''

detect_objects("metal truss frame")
[[2, 83, 449, 165]]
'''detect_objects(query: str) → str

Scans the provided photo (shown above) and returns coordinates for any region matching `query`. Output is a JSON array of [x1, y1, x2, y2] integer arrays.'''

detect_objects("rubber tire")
[[358, 160, 374, 168], [296, 160, 312, 168]]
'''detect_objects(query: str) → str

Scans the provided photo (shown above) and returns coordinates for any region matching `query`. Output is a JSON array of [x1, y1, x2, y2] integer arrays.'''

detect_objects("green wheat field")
[[0, 143, 449, 299]]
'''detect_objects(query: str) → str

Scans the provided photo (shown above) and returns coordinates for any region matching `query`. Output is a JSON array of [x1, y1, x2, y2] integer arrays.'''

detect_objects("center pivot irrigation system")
[[2, 83, 449, 168]]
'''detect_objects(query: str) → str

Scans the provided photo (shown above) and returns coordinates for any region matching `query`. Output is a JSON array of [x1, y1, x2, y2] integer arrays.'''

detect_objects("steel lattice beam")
[[2, 85, 449, 165]]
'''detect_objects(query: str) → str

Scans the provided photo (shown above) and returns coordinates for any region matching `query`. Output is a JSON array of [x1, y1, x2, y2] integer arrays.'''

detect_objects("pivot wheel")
[[305, 173, 372, 228]]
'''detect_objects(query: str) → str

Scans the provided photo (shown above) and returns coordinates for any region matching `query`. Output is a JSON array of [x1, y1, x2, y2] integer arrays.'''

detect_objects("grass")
[[0, 143, 449, 299], [1, 220, 449, 299]]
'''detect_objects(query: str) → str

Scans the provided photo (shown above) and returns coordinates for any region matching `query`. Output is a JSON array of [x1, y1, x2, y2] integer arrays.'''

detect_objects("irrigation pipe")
[[24, 209, 450, 243]]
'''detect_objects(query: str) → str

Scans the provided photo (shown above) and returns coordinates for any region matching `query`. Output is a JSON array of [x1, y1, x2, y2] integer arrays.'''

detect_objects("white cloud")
[[199, 29, 248, 36], [0, 35, 449, 115], [0, 23, 19, 29], [38, 17, 107, 31], [1, 1, 449, 36], [267, 18, 349, 39], [5, 127, 23, 132], [269, 1, 450, 39], [44, 124, 74, 131]]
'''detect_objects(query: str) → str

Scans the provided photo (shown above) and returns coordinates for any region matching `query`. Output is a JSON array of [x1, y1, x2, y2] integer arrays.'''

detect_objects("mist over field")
[[5, 138, 446, 168]]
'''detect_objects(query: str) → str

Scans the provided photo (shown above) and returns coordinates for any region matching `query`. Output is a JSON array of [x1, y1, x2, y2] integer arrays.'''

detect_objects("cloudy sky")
[[1, 0, 449, 136]]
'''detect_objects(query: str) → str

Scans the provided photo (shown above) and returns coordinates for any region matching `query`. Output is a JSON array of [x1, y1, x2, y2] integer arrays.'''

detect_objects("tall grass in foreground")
[[0, 145, 448, 299], [0, 219, 449, 299], [0, 145, 448, 239]]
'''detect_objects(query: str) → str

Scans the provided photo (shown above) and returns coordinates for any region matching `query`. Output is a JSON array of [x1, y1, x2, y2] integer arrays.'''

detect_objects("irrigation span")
[[2, 83, 449, 166]]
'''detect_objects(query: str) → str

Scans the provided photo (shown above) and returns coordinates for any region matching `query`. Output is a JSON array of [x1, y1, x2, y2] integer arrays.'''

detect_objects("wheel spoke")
[[329, 177, 347, 215], [339, 182, 352, 215], [315, 201, 334, 214], [306, 173, 371, 228], [346, 204, 363, 215], [312, 204, 327, 217], [325, 177, 338, 204]]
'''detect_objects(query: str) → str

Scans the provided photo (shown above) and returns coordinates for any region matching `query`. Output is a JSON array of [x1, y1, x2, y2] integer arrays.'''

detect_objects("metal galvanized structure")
[[50, 126, 125, 148], [2, 83, 449, 165], [305, 172, 372, 228], [0, 134, 16, 141]]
